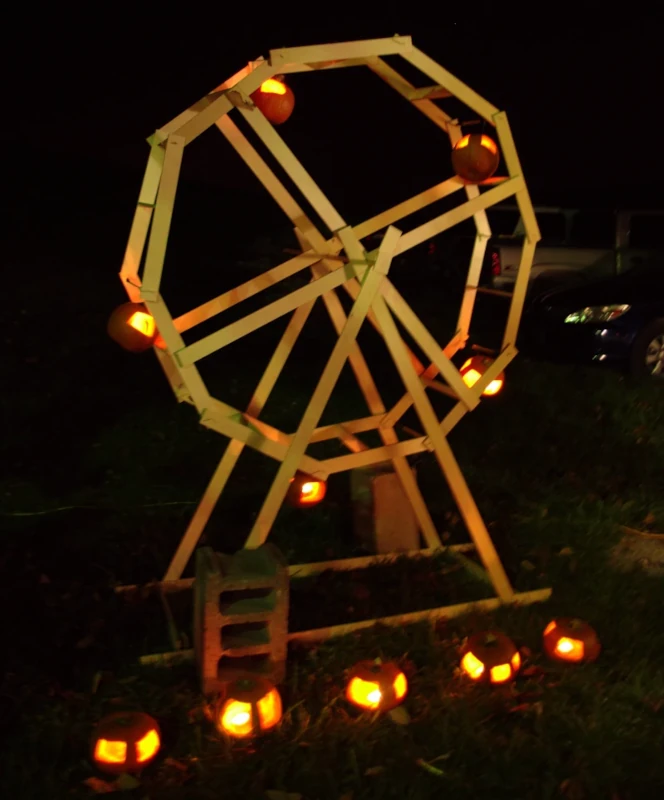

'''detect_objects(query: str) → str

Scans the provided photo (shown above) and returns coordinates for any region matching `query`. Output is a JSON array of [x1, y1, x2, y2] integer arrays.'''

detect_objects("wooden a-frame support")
[[115, 36, 551, 646]]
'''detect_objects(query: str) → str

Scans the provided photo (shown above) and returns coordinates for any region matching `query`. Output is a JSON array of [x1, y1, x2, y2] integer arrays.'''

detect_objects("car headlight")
[[564, 304, 631, 324]]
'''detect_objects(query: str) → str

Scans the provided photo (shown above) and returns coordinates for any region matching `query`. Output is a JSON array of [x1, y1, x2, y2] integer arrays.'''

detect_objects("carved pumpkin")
[[460, 355, 504, 396], [107, 302, 158, 353], [346, 660, 408, 711], [91, 711, 161, 774], [251, 77, 295, 125], [460, 631, 521, 684], [216, 676, 282, 738], [543, 618, 601, 663], [287, 472, 327, 507], [451, 134, 500, 183]]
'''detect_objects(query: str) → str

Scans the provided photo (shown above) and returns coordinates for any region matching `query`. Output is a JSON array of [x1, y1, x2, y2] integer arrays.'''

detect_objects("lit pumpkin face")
[[346, 660, 408, 712], [543, 618, 601, 663], [460, 355, 504, 396], [460, 631, 521, 684], [286, 472, 327, 507], [250, 77, 295, 125], [216, 676, 282, 738], [451, 134, 500, 183], [107, 302, 159, 353], [91, 711, 161, 775]]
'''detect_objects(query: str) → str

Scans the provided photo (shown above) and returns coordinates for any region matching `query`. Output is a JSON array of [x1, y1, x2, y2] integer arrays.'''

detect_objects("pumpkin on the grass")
[[460, 631, 521, 684], [345, 659, 408, 711], [91, 711, 161, 774], [216, 675, 283, 738], [543, 618, 601, 663]]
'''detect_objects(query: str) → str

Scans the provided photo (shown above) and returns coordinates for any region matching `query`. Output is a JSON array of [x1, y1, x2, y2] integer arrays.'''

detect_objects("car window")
[[629, 214, 663, 249], [570, 210, 615, 248]]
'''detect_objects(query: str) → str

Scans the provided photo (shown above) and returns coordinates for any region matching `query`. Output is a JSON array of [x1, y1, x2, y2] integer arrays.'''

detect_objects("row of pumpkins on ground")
[[91, 618, 600, 775]]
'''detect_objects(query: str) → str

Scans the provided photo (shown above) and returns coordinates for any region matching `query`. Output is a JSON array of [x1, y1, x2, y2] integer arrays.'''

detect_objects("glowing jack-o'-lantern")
[[460, 355, 504, 396], [286, 472, 327, 507], [107, 302, 160, 353], [91, 711, 161, 774], [451, 133, 500, 183], [250, 77, 295, 125], [460, 631, 521, 684], [346, 660, 408, 712], [216, 676, 282, 738], [543, 618, 601, 663]]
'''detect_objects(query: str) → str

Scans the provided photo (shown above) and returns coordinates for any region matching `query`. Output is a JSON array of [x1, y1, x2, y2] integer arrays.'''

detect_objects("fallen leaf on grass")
[[521, 665, 545, 678], [558, 547, 574, 556], [644, 512, 657, 527], [520, 560, 536, 571], [416, 758, 445, 777], [560, 777, 585, 799], [115, 774, 141, 790], [82, 777, 115, 794], [164, 757, 189, 772], [364, 766, 385, 777], [265, 792, 302, 800], [388, 706, 410, 725], [339, 793, 354, 800]]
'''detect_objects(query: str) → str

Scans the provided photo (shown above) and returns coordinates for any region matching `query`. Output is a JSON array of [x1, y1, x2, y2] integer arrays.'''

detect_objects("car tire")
[[629, 318, 664, 378]]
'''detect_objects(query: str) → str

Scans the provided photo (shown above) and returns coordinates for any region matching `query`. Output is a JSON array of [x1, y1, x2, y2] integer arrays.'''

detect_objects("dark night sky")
[[8, 3, 664, 212]]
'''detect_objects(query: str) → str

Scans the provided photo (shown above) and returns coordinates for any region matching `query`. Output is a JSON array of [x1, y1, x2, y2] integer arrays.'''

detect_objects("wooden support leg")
[[339, 227, 514, 602], [244, 227, 400, 549], [163, 296, 317, 581], [304, 245, 442, 550]]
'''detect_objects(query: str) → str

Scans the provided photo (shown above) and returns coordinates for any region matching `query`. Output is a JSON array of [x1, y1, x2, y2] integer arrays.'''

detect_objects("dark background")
[[7, 3, 664, 231]]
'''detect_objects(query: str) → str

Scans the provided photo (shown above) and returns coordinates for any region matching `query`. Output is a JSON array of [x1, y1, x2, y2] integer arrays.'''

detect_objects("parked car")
[[520, 263, 664, 378], [489, 206, 663, 295]]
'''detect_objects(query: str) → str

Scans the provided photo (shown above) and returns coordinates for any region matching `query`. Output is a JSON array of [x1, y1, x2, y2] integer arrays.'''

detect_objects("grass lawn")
[[2, 263, 664, 799]]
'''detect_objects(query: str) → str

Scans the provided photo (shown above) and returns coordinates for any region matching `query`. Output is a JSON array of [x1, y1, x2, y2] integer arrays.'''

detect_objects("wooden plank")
[[307, 233, 442, 549], [200, 407, 326, 478], [502, 238, 537, 348], [269, 37, 413, 68], [370, 292, 515, 602], [380, 280, 478, 410], [408, 85, 453, 101], [287, 588, 552, 643], [140, 134, 184, 293], [322, 436, 430, 474], [402, 48, 500, 122], [310, 414, 385, 443], [353, 175, 465, 241], [175, 262, 363, 367], [277, 57, 368, 74], [173, 249, 341, 333], [243, 227, 400, 549], [173, 60, 275, 145], [395, 176, 524, 255], [237, 103, 346, 233], [366, 57, 453, 133]]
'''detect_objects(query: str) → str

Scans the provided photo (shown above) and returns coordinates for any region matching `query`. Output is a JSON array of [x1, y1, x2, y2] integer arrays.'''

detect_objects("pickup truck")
[[488, 206, 663, 295]]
